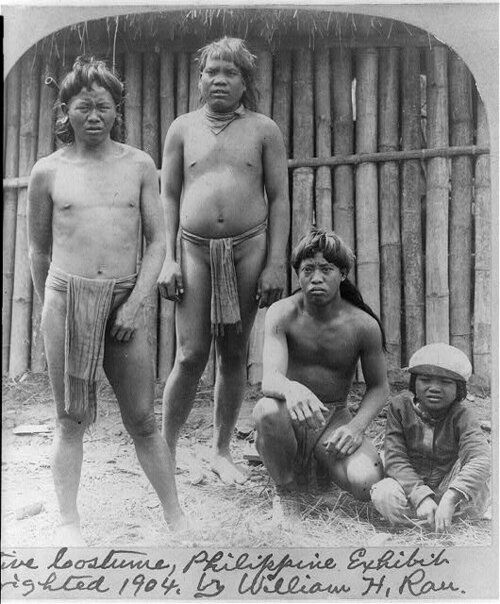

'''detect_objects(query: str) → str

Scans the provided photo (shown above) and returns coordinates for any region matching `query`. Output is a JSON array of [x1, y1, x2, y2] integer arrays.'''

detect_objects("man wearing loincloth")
[[253, 228, 389, 523], [158, 37, 289, 484], [27, 57, 185, 545]]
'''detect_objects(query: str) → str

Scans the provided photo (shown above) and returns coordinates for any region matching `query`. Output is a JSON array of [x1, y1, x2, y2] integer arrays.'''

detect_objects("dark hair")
[[55, 56, 124, 144], [197, 37, 259, 111], [292, 227, 386, 350], [409, 374, 467, 403]]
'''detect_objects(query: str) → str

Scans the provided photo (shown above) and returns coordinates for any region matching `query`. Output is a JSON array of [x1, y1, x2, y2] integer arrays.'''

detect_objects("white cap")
[[408, 343, 472, 381]]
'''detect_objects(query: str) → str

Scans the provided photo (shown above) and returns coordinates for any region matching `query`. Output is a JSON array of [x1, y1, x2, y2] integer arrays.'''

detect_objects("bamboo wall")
[[3, 43, 493, 386]]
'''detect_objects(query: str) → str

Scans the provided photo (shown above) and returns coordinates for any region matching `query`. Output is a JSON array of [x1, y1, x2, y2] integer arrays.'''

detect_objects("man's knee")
[[344, 448, 384, 501], [370, 477, 411, 524], [253, 397, 284, 434], [55, 417, 86, 440], [175, 344, 210, 375], [123, 410, 157, 439]]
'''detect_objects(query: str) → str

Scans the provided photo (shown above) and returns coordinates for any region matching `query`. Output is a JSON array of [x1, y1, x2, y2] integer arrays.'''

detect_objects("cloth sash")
[[181, 220, 267, 336], [203, 104, 245, 135], [45, 265, 137, 423]]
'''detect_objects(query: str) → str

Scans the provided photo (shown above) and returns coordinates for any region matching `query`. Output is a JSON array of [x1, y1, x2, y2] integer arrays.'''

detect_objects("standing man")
[[158, 37, 289, 484], [253, 229, 388, 522], [28, 57, 184, 545]]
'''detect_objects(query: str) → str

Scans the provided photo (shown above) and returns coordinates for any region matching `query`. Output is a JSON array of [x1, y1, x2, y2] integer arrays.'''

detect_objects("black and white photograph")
[[1, 0, 498, 600]]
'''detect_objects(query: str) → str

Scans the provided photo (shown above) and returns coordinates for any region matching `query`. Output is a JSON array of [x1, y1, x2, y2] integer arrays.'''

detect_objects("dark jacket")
[[384, 392, 490, 508]]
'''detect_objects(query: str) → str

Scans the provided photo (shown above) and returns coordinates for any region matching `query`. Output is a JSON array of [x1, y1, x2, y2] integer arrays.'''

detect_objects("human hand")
[[158, 260, 184, 301], [416, 496, 438, 527], [323, 422, 364, 458], [256, 262, 286, 308], [285, 382, 328, 430], [435, 490, 459, 533], [110, 299, 141, 342]]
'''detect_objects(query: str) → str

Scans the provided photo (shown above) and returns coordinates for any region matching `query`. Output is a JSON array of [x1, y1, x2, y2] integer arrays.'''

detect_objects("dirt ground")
[[1, 372, 492, 549]]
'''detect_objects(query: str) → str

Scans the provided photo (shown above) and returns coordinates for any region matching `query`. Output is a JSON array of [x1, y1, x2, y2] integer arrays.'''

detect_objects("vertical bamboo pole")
[[248, 49, 273, 385], [449, 54, 473, 357], [158, 49, 176, 383], [176, 53, 190, 116], [401, 47, 425, 362], [472, 97, 491, 383], [291, 49, 314, 253], [314, 47, 332, 230], [10, 50, 41, 376], [31, 53, 58, 372], [2, 65, 21, 374], [378, 48, 401, 371], [55, 54, 75, 150], [189, 53, 201, 112], [355, 48, 380, 315], [331, 48, 355, 269], [425, 47, 450, 343], [272, 49, 292, 156], [142, 52, 160, 377]]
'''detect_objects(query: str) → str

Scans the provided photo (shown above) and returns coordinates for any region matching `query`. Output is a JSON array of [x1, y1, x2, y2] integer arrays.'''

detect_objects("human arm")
[[27, 160, 53, 304], [111, 154, 166, 342], [261, 301, 327, 430], [157, 119, 184, 301], [258, 120, 290, 308], [324, 320, 389, 457]]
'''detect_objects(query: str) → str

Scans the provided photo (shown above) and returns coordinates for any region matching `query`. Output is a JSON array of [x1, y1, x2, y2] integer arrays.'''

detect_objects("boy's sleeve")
[[384, 396, 435, 508], [448, 407, 490, 500]]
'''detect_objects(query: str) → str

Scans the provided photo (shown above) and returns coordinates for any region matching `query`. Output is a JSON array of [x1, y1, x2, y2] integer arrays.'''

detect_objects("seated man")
[[371, 343, 491, 533], [253, 228, 389, 522], [27, 56, 184, 544]]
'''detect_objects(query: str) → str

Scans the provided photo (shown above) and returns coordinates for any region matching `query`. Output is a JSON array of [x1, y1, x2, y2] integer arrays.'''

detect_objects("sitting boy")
[[371, 343, 490, 533]]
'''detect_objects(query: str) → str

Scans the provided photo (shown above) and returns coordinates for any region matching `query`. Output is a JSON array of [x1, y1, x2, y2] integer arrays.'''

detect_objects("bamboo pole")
[[472, 97, 491, 383], [124, 53, 142, 149], [141, 52, 161, 377], [378, 47, 401, 371], [272, 50, 292, 156], [425, 47, 450, 343], [10, 50, 41, 376], [31, 54, 58, 373], [176, 52, 190, 116], [189, 53, 201, 112], [2, 65, 21, 374], [355, 48, 380, 315], [331, 48, 355, 267], [314, 47, 332, 230], [449, 54, 473, 358], [248, 49, 273, 385], [158, 49, 176, 383], [401, 47, 425, 362]]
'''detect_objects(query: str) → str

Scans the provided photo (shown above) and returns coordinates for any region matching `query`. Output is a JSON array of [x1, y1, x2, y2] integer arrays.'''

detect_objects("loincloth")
[[181, 220, 267, 336], [45, 265, 137, 423], [293, 403, 350, 489]]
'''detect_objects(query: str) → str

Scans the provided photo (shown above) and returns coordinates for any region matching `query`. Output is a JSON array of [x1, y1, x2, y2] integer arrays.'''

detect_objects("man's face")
[[414, 374, 458, 415], [64, 83, 117, 145], [199, 57, 246, 113], [298, 252, 344, 305]]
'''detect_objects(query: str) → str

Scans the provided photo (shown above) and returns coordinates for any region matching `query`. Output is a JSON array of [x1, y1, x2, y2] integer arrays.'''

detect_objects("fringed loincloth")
[[181, 220, 267, 336], [45, 265, 137, 423], [293, 403, 349, 489]]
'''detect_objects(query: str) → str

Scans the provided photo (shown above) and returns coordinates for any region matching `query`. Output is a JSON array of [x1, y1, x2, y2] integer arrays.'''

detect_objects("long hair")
[[292, 227, 387, 350], [55, 55, 124, 144], [197, 37, 259, 111]]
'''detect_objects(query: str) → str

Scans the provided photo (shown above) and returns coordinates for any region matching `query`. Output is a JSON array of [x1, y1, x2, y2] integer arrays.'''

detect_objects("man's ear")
[[61, 103, 68, 115]]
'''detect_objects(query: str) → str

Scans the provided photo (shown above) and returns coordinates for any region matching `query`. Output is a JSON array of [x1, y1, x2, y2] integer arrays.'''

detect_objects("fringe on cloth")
[[209, 238, 242, 336]]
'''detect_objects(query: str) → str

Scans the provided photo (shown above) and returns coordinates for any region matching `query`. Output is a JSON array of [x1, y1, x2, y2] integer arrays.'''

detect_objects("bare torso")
[[284, 293, 370, 403], [179, 108, 268, 238], [46, 143, 144, 278]]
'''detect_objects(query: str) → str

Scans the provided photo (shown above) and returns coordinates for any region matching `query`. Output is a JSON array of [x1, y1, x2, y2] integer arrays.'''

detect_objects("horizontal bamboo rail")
[[4, 144, 490, 191]]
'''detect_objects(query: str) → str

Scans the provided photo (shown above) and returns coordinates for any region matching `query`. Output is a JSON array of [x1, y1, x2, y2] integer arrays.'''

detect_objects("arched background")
[[2, 3, 498, 389]]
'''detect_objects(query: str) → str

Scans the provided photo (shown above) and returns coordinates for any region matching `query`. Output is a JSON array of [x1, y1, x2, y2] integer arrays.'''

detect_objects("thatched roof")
[[36, 8, 438, 61]]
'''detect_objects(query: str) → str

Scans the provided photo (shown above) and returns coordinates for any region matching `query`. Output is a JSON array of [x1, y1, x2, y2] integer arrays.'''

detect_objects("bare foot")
[[272, 494, 302, 528], [211, 453, 249, 485], [165, 511, 191, 533], [53, 522, 86, 547]]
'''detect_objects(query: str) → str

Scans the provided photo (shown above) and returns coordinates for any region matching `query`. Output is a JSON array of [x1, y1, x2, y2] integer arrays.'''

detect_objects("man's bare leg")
[[43, 289, 86, 546], [105, 303, 187, 530], [211, 232, 267, 484], [161, 239, 212, 461]]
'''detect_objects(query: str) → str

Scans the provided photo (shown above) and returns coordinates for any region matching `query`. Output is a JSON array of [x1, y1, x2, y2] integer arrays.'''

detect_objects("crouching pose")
[[27, 57, 185, 545], [253, 228, 389, 523], [371, 343, 491, 533]]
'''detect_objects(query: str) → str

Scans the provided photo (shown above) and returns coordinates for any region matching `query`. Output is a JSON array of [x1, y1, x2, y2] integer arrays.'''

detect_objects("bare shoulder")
[[266, 293, 301, 330], [29, 149, 68, 184], [343, 301, 383, 346], [244, 110, 282, 137]]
